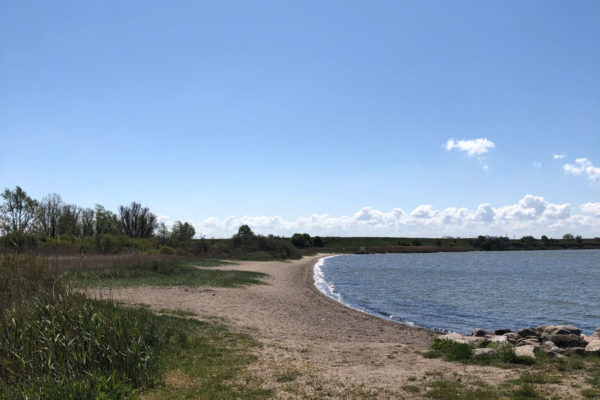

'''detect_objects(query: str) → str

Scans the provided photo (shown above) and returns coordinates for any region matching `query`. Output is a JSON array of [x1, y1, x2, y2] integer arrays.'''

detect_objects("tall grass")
[[0, 255, 163, 398], [0, 254, 272, 399]]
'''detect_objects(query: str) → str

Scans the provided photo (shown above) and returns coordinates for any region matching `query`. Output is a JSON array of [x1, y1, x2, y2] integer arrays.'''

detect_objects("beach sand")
[[94, 255, 584, 399]]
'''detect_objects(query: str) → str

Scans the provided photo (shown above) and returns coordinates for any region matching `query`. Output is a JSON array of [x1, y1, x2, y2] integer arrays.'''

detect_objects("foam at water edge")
[[313, 255, 420, 329], [313, 255, 344, 303]]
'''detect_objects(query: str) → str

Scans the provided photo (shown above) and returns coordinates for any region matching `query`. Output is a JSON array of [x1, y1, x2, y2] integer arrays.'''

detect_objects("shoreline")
[[93, 255, 587, 398]]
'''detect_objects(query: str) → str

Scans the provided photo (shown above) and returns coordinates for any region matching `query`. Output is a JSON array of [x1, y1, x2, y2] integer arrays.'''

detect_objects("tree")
[[171, 221, 195, 245], [35, 193, 64, 237], [291, 233, 312, 248], [232, 225, 255, 248], [79, 208, 95, 236], [95, 205, 120, 235], [562, 233, 574, 240], [0, 186, 37, 233], [118, 202, 157, 238], [57, 204, 81, 236]]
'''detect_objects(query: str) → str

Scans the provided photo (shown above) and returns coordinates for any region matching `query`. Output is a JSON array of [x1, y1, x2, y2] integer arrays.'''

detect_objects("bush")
[[427, 339, 473, 362]]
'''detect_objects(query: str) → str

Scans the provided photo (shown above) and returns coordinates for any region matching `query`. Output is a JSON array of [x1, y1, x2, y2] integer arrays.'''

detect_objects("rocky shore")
[[440, 325, 600, 358]]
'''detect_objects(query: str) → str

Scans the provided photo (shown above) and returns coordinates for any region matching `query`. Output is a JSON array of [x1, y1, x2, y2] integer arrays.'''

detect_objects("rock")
[[440, 332, 478, 344], [495, 328, 512, 335], [541, 341, 559, 353], [474, 348, 498, 357], [549, 334, 587, 348], [539, 324, 582, 337], [584, 341, 600, 354], [515, 345, 536, 358], [559, 347, 586, 355], [582, 335, 594, 344], [472, 328, 491, 337], [518, 327, 540, 338], [491, 335, 508, 344], [505, 332, 520, 343], [519, 338, 541, 347], [592, 328, 600, 338]]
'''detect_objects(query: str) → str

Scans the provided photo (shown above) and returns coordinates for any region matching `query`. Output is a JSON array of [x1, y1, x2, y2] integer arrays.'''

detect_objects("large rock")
[[472, 328, 491, 337], [518, 327, 540, 338], [474, 348, 498, 357], [490, 335, 508, 344], [539, 324, 582, 337], [585, 341, 600, 354], [440, 332, 478, 344], [592, 328, 600, 339], [541, 341, 559, 353], [519, 338, 541, 347], [549, 334, 587, 348], [495, 328, 512, 335], [505, 332, 520, 343], [515, 345, 536, 358]]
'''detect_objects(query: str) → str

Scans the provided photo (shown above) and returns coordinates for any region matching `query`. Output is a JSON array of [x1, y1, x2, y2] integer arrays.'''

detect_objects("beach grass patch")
[[63, 259, 268, 288], [425, 339, 473, 362]]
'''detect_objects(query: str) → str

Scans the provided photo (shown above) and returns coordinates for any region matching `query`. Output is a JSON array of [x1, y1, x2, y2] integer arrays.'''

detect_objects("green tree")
[[0, 186, 37, 234], [171, 221, 196, 245], [232, 225, 255, 248], [118, 202, 157, 238], [94, 205, 120, 235]]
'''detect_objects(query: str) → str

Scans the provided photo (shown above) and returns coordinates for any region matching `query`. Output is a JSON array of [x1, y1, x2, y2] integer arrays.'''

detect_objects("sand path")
[[95, 255, 529, 399]]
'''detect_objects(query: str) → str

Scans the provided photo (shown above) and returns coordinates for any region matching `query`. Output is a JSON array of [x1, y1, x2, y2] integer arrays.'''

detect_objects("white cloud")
[[553, 154, 566, 160], [189, 195, 599, 239], [580, 202, 600, 217], [564, 158, 600, 182], [532, 161, 542, 168], [446, 138, 495, 157]]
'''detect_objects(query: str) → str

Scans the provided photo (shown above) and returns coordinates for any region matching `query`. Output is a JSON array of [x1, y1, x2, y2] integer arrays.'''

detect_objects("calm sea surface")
[[314, 250, 600, 335]]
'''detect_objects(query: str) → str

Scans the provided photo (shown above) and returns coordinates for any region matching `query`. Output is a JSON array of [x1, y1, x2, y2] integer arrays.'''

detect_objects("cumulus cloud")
[[445, 138, 495, 157], [564, 158, 600, 182], [189, 195, 599, 239], [553, 154, 566, 160]]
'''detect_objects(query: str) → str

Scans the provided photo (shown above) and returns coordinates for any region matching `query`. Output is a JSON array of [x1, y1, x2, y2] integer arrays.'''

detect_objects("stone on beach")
[[592, 328, 600, 339], [440, 332, 478, 344], [518, 327, 540, 338], [548, 334, 587, 348], [494, 328, 512, 335], [515, 345, 536, 358], [585, 341, 600, 354], [474, 348, 498, 357]]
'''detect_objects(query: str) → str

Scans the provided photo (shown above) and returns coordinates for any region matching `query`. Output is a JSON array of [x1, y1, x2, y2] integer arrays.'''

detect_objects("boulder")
[[518, 327, 540, 338], [494, 328, 512, 335], [519, 338, 541, 347], [539, 324, 581, 337], [505, 332, 520, 343], [490, 335, 508, 344], [549, 334, 587, 348], [472, 328, 491, 337], [515, 345, 536, 358], [592, 328, 600, 339], [440, 332, 478, 344], [541, 341, 559, 353], [559, 347, 586, 355], [584, 341, 600, 354], [474, 348, 498, 357]]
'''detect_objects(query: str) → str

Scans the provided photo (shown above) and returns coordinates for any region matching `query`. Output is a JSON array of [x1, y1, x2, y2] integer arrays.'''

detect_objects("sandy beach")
[[95, 255, 585, 399]]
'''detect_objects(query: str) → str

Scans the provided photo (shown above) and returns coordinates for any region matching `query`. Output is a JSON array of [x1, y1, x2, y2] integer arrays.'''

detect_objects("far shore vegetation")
[[1, 186, 599, 259]]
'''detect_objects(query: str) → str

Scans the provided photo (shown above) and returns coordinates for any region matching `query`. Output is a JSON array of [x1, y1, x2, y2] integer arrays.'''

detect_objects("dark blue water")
[[314, 250, 600, 335]]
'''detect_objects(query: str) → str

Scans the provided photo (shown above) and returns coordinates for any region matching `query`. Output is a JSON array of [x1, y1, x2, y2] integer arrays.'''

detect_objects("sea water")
[[314, 250, 600, 335]]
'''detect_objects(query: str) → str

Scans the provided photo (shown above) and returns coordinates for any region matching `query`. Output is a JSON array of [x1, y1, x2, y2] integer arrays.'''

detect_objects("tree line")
[[0, 186, 195, 243]]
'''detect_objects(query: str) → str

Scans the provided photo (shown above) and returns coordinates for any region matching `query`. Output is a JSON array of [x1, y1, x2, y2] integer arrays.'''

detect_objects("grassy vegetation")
[[63, 258, 268, 289], [0, 254, 270, 399], [424, 337, 600, 399]]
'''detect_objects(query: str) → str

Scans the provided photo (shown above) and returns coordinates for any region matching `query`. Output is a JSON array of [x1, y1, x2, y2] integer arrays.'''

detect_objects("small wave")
[[313, 256, 421, 329], [313, 255, 344, 303]]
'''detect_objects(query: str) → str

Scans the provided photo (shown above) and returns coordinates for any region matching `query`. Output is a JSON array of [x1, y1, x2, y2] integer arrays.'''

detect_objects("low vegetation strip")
[[63, 258, 268, 289], [0, 254, 270, 399]]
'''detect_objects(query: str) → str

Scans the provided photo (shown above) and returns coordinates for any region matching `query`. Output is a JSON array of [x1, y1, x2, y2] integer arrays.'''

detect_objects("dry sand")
[[94, 255, 585, 399]]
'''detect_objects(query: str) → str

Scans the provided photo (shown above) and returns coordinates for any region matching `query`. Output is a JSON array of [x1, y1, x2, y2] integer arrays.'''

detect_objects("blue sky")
[[1, 1, 599, 237]]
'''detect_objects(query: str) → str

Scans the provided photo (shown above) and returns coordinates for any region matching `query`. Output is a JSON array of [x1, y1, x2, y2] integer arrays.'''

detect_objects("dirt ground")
[[93, 255, 587, 399]]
